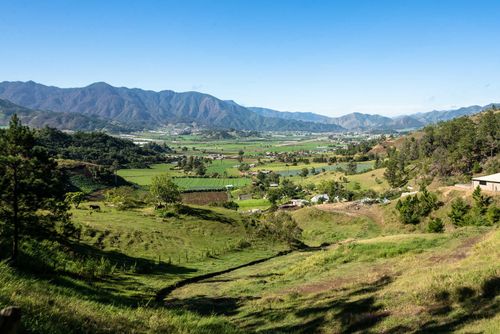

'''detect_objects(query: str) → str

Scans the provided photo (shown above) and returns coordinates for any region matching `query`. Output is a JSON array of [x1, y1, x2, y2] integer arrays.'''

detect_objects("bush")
[[448, 198, 470, 226], [209, 201, 239, 210], [395, 187, 439, 225], [257, 212, 304, 248], [104, 186, 145, 210], [427, 217, 444, 233], [396, 195, 421, 225], [486, 206, 500, 225]]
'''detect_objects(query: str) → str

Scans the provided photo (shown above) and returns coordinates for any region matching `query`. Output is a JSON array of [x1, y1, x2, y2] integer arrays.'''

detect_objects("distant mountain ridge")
[[0, 98, 130, 132], [0, 81, 496, 132], [249, 104, 498, 131], [0, 81, 344, 132]]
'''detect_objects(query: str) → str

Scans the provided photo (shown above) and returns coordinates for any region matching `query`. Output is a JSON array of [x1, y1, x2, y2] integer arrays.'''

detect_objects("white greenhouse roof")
[[472, 173, 500, 183]]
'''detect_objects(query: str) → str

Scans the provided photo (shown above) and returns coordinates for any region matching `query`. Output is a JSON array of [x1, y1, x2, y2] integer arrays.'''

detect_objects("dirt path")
[[156, 250, 293, 301]]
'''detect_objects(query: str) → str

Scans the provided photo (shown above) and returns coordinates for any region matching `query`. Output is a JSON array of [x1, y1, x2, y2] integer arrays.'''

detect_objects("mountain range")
[[0, 81, 496, 132]]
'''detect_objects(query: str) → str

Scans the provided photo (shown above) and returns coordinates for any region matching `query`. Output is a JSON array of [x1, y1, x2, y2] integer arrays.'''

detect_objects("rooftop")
[[472, 173, 500, 183]]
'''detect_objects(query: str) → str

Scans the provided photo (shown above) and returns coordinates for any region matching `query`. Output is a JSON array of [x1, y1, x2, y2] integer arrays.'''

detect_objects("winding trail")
[[155, 243, 332, 301], [155, 250, 293, 301]]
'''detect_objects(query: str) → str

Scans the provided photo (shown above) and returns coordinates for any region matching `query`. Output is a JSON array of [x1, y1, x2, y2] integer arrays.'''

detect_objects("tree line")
[[384, 108, 499, 187]]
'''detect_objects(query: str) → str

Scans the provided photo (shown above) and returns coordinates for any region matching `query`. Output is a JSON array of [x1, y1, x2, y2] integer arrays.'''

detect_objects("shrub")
[[396, 195, 421, 225], [486, 206, 500, 225], [448, 198, 470, 226], [209, 201, 239, 210], [427, 217, 444, 233], [257, 212, 304, 248]]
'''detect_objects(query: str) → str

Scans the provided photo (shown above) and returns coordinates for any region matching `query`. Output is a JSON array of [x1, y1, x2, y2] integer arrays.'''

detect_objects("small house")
[[472, 173, 500, 192], [291, 199, 309, 207], [311, 194, 329, 203]]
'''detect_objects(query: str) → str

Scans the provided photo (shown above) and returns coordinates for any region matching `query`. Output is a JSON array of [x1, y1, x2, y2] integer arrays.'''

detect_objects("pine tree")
[[472, 186, 491, 215], [0, 115, 70, 264], [448, 198, 470, 226]]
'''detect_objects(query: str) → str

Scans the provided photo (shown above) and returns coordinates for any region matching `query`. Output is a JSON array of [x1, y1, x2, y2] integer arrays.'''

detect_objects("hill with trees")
[[383, 107, 500, 187]]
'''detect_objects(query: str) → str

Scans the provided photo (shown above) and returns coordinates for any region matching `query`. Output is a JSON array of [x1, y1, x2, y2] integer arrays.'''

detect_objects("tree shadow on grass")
[[175, 205, 236, 224], [69, 241, 198, 276], [15, 241, 198, 307], [410, 276, 500, 333], [247, 276, 393, 334]]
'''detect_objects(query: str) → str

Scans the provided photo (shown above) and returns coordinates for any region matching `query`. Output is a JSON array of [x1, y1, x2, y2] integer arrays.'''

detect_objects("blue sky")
[[1, 0, 499, 116]]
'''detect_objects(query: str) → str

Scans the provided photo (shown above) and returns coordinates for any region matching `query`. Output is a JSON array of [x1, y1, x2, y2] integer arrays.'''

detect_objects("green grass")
[[168, 227, 499, 333], [117, 163, 251, 190], [205, 159, 240, 176], [251, 160, 374, 176], [294, 167, 390, 193], [293, 207, 382, 246], [117, 163, 184, 186], [2, 169, 498, 333], [174, 177, 251, 191], [69, 174, 107, 193], [235, 198, 271, 211], [71, 204, 285, 289], [0, 262, 241, 334]]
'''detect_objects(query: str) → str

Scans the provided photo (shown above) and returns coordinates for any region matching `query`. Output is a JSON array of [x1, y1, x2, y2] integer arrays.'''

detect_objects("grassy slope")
[[293, 167, 390, 193], [168, 226, 499, 333], [1, 183, 498, 333], [0, 203, 286, 333], [162, 189, 499, 333], [0, 262, 241, 334], [71, 205, 286, 293]]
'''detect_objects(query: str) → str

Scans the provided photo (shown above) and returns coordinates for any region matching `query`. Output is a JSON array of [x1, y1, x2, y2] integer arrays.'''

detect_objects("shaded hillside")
[[0, 81, 345, 132], [0, 98, 130, 132], [35, 127, 172, 167]]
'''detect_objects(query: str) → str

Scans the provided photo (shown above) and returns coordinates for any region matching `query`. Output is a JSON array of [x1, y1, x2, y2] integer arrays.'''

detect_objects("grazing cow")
[[155, 204, 165, 210], [89, 204, 101, 211]]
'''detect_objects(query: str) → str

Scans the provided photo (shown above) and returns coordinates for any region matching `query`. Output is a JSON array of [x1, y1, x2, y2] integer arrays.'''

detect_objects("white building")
[[311, 194, 329, 203], [472, 173, 500, 192]]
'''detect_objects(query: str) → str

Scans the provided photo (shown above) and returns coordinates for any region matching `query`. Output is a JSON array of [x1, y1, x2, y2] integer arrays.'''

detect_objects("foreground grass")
[[0, 262, 240, 334], [168, 227, 499, 333]]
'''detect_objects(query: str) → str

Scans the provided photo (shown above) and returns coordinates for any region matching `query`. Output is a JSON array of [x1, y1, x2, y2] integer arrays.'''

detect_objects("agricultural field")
[[205, 159, 241, 176], [117, 163, 184, 186], [182, 191, 229, 205], [255, 160, 374, 176], [235, 198, 272, 211], [174, 177, 251, 191], [117, 162, 251, 190], [294, 167, 391, 193]]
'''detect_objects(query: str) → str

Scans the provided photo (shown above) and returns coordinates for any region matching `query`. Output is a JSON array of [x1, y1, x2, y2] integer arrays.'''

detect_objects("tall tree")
[[150, 174, 181, 206], [0, 115, 69, 264], [477, 109, 499, 158], [384, 149, 408, 188]]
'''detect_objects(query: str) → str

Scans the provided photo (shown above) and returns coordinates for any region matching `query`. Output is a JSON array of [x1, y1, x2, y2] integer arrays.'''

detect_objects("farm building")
[[472, 173, 500, 192], [311, 194, 329, 203]]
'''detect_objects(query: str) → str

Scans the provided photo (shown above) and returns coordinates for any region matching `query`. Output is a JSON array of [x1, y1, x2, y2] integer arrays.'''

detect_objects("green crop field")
[[118, 163, 250, 190], [205, 159, 240, 176], [117, 163, 183, 186], [174, 177, 251, 190], [235, 198, 272, 211]]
